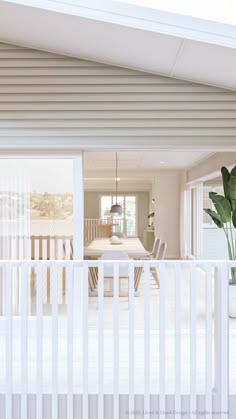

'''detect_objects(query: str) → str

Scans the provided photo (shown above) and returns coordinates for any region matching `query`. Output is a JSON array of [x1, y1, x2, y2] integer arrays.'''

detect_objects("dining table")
[[84, 237, 148, 259]]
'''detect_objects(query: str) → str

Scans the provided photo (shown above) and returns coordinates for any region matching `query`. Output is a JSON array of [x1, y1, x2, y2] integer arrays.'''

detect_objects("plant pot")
[[229, 282, 236, 318]]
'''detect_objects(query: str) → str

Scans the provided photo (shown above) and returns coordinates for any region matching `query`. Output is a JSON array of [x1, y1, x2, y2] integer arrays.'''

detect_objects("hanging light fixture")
[[110, 152, 122, 215]]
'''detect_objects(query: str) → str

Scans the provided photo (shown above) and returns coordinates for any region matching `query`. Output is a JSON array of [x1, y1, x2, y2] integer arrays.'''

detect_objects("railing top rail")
[[0, 259, 235, 268]]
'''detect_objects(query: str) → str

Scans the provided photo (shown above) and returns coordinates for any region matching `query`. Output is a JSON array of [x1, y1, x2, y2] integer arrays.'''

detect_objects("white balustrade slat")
[[159, 262, 166, 418], [0, 259, 231, 418], [190, 264, 197, 418], [83, 264, 89, 419], [5, 264, 12, 419], [98, 263, 104, 419], [129, 263, 135, 416], [36, 263, 43, 419], [144, 263, 150, 417], [51, 264, 58, 419], [113, 263, 119, 419], [175, 263, 181, 417], [220, 264, 229, 416], [67, 264, 74, 419], [21, 263, 28, 419], [205, 265, 212, 419]]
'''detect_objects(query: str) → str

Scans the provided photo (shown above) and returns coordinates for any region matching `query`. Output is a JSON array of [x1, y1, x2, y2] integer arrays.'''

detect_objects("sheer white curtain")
[[0, 162, 30, 314], [0, 166, 30, 260]]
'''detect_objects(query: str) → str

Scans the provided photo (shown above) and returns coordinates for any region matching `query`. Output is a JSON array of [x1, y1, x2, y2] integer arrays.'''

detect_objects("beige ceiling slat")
[[0, 58, 106, 67], [0, 93, 235, 102], [0, 41, 235, 149], [0, 76, 189, 85], [0, 119, 236, 128], [0, 84, 223, 94], [0, 127, 236, 136], [1, 101, 236, 111], [0, 110, 235, 119], [0, 67, 143, 76]]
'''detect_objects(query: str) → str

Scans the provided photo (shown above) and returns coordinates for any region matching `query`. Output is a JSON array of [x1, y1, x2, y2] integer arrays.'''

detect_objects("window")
[[100, 194, 137, 237], [203, 184, 223, 225]]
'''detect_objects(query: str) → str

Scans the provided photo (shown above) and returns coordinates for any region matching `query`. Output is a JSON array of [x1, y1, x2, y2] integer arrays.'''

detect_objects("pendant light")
[[110, 152, 122, 215]]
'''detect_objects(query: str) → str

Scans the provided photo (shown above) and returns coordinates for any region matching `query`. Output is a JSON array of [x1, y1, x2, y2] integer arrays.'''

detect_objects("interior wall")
[[153, 170, 181, 259], [84, 191, 149, 241]]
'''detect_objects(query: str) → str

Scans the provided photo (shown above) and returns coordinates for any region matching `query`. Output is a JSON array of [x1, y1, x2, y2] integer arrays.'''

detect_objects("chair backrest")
[[150, 237, 157, 255], [153, 238, 162, 259], [157, 242, 167, 260], [100, 251, 129, 277], [98, 224, 113, 238]]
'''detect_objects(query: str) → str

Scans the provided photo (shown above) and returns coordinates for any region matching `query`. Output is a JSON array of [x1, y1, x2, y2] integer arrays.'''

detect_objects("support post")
[[73, 155, 84, 332]]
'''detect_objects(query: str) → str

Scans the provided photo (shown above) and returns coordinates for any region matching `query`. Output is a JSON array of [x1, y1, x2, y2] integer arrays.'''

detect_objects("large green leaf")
[[232, 208, 236, 228], [209, 193, 231, 223], [228, 175, 236, 210], [221, 166, 230, 198], [230, 165, 236, 177], [204, 208, 224, 228]]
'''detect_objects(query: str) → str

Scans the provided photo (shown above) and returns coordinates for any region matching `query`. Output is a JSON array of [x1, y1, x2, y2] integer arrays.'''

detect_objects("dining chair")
[[89, 251, 142, 297], [150, 242, 167, 288], [100, 251, 130, 296], [149, 236, 157, 256], [98, 223, 113, 238], [152, 238, 162, 259]]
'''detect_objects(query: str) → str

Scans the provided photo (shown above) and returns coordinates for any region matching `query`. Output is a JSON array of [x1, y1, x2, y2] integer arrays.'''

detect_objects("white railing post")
[[190, 264, 197, 418], [67, 264, 74, 419], [36, 263, 43, 419], [205, 264, 213, 419], [51, 264, 58, 419], [159, 262, 166, 418], [129, 262, 135, 416], [83, 264, 89, 419], [144, 263, 150, 418], [214, 263, 229, 417], [5, 263, 12, 419], [21, 262, 28, 419], [113, 262, 119, 419], [175, 263, 181, 418], [98, 263, 104, 419]]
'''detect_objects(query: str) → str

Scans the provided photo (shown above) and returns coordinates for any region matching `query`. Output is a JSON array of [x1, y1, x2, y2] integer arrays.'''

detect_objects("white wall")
[[153, 170, 181, 259]]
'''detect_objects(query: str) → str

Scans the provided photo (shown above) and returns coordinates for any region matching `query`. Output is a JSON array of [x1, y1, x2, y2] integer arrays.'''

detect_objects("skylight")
[[115, 0, 236, 25]]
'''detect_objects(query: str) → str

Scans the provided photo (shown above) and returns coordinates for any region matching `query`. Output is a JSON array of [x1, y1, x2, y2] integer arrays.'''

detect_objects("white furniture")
[[84, 237, 148, 259], [100, 251, 130, 296], [143, 228, 155, 252]]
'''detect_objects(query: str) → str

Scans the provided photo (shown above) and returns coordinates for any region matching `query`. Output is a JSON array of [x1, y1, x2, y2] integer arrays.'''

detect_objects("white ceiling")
[[84, 150, 211, 171], [0, 0, 236, 89]]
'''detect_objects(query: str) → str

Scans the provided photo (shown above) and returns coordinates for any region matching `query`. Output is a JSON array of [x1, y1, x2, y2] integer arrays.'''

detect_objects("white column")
[[73, 155, 84, 259], [195, 182, 203, 259], [185, 188, 191, 259], [73, 155, 84, 333]]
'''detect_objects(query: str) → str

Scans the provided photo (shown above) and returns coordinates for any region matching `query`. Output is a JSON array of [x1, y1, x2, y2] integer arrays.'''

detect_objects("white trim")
[[73, 155, 84, 259]]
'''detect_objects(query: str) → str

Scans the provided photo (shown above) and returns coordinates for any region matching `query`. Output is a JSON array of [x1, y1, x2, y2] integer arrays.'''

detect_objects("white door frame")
[[185, 181, 203, 259]]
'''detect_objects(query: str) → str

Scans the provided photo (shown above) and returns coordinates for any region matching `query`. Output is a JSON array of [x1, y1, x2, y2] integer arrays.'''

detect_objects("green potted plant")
[[148, 212, 154, 228], [204, 165, 236, 317]]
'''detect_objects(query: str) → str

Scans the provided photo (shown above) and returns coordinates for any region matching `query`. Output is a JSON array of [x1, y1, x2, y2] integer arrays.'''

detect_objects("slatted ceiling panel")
[[0, 41, 236, 141]]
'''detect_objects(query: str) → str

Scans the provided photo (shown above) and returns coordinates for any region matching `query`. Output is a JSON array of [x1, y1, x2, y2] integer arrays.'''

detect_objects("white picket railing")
[[0, 260, 232, 418]]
